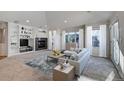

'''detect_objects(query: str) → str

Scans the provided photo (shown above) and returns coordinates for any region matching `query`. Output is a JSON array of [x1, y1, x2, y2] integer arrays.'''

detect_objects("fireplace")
[[35, 38, 48, 50]]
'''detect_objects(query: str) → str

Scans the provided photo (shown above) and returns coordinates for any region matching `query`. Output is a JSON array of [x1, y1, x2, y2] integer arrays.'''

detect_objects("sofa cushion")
[[64, 50, 76, 56], [70, 47, 75, 51], [77, 48, 88, 59], [75, 48, 81, 53], [70, 52, 78, 61]]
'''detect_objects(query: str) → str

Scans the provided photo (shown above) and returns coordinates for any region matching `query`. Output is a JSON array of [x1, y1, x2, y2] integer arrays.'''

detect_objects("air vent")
[[92, 26, 100, 30]]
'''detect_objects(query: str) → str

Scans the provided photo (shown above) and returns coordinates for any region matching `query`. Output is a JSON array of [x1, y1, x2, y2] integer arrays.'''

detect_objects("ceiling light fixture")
[[45, 25, 47, 27], [39, 28, 42, 31], [26, 20, 30, 23], [64, 20, 67, 23]]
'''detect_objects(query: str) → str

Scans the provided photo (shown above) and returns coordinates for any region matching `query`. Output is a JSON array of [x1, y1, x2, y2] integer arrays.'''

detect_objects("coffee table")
[[53, 64, 74, 81], [47, 53, 65, 62]]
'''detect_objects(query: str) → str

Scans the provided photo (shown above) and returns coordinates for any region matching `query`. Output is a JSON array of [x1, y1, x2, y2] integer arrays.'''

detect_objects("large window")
[[65, 32, 79, 43], [65, 32, 79, 48]]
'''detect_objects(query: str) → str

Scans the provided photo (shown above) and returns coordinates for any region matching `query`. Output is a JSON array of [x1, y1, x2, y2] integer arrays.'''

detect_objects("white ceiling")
[[45, 11, 114, 29], [0, 11, 47, 28], [0, 11, 114, 29]]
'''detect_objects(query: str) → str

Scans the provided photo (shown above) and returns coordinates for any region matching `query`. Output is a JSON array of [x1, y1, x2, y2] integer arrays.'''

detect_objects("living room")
[[0, 11, 123, 81]]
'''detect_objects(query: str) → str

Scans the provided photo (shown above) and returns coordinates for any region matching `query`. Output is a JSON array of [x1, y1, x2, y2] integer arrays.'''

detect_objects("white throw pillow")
[[70, 52, 78, 61], [70, 47, 75, 51]]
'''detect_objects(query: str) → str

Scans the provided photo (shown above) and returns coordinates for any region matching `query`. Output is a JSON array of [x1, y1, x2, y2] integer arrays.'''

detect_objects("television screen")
[[20, 39, 28, 46]]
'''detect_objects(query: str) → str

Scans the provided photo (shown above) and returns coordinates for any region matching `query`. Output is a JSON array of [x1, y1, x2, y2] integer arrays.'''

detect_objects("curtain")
[[79, 29, 84, 49], [48, 31, 52, 50], [99, 25, 107, 57], [54, 30, 61, 50], [85, 26, 92, 54], [61, 31, 66, 50]]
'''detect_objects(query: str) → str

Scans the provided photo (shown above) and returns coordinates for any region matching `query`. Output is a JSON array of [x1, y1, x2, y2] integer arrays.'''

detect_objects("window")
[[111, 21, 120, 65], [65, 31, 79, 48], [92, 30, 100, 47]]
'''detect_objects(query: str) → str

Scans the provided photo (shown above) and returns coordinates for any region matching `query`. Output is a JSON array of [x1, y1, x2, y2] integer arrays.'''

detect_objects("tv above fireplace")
[[20, 39, 28, 46]]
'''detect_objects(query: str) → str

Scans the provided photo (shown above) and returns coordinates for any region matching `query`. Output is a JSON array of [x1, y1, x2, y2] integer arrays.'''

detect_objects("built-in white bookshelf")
[[8, 22, 48, 57]]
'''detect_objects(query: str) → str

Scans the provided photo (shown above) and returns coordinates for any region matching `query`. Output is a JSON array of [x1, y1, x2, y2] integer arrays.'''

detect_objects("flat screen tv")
[[20, 39, 28, 46]]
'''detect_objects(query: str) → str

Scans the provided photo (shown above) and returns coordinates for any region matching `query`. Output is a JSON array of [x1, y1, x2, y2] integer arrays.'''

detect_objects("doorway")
[[92, 27, 100, 56], [85, 25, 107, 57]]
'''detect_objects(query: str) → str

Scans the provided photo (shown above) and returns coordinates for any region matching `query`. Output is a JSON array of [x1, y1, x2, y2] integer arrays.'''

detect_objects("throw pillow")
[[70, 52, 78, 61]]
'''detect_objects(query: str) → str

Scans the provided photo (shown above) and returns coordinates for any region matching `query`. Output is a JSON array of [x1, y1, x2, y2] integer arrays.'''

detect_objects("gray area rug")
[[82, 57, 121, 81], [26, 52, 57, 77]]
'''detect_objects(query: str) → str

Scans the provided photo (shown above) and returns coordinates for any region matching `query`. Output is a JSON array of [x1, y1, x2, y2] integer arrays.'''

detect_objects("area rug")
[[82, 57, 121, 81], [26, 56, 57, 77]]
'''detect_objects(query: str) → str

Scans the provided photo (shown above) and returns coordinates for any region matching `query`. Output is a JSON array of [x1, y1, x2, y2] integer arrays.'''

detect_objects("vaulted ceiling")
[[0, 11, 114, 30]]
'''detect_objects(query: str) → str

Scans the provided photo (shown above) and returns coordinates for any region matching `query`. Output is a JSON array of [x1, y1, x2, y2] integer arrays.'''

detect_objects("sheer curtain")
[[48, 30, 61, 50], [85, 26, 92, 54], [61, 31, 66, 50], [48, 31, 52, 50], [99, 25, 107, 57], [54, 30, 61, 50], [79, 29, 84, 49]]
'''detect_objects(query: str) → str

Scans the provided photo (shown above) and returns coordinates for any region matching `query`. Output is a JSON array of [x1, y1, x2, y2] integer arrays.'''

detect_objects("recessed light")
[[26, 20, 30, 23], [45, 25, 47, 27], [64, 20, 67, 23], [39, 28, 42, 31]]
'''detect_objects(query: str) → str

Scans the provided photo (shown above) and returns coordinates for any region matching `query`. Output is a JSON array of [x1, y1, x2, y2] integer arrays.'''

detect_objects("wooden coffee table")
[[53, 64, 74, 81], [47, 53, 65, 62]]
